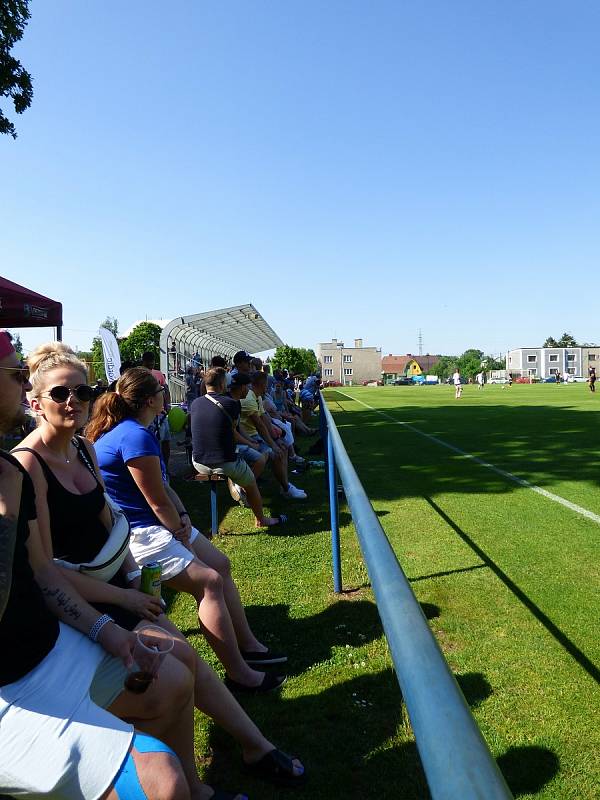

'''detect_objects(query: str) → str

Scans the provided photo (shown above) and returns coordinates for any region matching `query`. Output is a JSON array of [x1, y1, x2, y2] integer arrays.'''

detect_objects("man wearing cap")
[[191, 368, 285, 527], [226, 350, 252, 389]]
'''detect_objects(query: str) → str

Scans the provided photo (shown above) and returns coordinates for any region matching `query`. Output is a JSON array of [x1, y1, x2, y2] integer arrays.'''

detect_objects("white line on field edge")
[[337, 391, 600, 527]]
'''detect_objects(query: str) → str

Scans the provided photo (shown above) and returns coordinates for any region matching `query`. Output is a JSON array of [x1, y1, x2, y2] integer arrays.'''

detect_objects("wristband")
[[89, 614, 113, 642], [179, 511, 190, 519], [125, 569, 142, 583]]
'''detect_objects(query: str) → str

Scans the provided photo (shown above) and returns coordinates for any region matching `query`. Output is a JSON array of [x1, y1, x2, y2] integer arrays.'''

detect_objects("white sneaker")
[[282, 483, 307, 500], [227, 478, 241, 502]]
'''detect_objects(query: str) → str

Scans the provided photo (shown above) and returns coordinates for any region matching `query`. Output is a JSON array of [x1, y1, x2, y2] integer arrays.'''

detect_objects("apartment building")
[[316, 338, 382, 385], [506, 347, 591, 379]]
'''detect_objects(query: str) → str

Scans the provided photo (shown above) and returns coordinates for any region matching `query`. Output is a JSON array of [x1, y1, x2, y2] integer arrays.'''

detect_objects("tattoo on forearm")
[[41, 586, 82, 620], [0, 516, 18, 619]]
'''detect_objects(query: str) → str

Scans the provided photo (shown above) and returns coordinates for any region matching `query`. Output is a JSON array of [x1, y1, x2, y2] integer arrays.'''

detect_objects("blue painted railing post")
[[210, 481, 218, 537], [327, 423, 342, 593]]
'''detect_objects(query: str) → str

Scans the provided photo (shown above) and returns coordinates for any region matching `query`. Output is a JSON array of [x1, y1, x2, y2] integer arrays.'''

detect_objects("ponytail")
[[86, 392, 132, 442]]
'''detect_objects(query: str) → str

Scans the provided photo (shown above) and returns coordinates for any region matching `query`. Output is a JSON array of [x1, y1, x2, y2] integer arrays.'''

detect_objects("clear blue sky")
[[2, 0, 600, 358]]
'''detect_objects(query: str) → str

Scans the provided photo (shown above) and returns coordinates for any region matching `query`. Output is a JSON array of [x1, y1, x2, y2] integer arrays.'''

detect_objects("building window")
[[549, 354, 558, 362], [527, 355, 537, 363], [344, 368, 353, 376], [589, 354, 597, 361], [324, 368, 333, 377], [528, 368, 537, 376], [550, 368, 558, 375], [567, 368, 576, 374], [567, 354, 575, 362], [323, 355, 333, 363], [343, 355, 352, 363]]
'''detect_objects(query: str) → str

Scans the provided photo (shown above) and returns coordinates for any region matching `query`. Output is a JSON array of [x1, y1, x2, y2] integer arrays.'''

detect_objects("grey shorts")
[[237, 444, 264, 465], [192, 457, 255, 488]]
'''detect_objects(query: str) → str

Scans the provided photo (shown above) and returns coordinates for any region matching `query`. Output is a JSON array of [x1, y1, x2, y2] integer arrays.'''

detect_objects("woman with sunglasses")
[[13, 343, 305, 790]]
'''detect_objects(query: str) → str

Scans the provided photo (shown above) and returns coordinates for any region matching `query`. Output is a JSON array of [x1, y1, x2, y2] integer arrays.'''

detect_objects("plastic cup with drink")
[[124, 624, 174, 694]]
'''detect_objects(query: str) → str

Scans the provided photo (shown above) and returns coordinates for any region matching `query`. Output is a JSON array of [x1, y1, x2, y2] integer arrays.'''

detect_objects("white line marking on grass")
[[337, 391, 600, 527]]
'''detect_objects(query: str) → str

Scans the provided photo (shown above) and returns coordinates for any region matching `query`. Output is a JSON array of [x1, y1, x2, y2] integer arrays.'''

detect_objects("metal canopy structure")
[[160, 304, 284, 402]]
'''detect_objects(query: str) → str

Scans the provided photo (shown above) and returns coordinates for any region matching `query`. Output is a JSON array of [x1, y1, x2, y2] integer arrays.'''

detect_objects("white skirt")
[[0, 623, 133, 800], [129, 525, 199, 581]]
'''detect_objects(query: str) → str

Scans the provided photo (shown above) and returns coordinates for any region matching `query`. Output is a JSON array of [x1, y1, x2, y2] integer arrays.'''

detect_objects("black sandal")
[[243, 748, 306, 788], [225, 671, 286, 694]]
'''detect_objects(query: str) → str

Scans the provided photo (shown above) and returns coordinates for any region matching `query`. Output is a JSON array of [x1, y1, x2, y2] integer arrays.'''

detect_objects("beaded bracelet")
[[89, 613, 114, 643]]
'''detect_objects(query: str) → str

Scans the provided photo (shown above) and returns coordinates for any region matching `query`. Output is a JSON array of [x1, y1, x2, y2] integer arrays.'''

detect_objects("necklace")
[[41, 435, 73, 464]]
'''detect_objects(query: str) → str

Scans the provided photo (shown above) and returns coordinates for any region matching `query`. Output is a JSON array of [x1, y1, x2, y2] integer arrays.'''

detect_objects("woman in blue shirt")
[[88, 368, 287, 696]]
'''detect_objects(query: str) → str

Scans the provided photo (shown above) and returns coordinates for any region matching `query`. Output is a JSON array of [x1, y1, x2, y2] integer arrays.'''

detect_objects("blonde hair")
[[27, 342, 88, 399]]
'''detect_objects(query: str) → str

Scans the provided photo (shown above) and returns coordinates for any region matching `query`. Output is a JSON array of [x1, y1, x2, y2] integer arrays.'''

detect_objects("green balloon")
[[168, 406, 187, 433]]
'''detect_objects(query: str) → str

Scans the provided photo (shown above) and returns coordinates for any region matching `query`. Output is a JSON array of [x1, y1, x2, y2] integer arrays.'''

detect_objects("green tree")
[[90, 317, 120, 382], [430, 355, 457, 381], [8, 330, 23, 358], [543, 336, 559, 348], [457, 348, 484, 379], [119, 322, 162, 365], [557, 332, 578, 347], [272, 345, 318, 376], [1, 0, 33, 138]]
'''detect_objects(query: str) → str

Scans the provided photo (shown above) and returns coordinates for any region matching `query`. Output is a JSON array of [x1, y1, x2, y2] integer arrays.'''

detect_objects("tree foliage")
[[1, 0, 33, 138], [272, 345, 318, 376], [119, 322, 162, 365], [543, 333, 578, 347], [430, 350, 505, 380]]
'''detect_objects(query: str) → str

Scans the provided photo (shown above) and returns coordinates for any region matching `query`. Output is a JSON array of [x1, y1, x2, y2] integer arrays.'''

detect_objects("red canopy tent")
[[0, 276, 63, 339]]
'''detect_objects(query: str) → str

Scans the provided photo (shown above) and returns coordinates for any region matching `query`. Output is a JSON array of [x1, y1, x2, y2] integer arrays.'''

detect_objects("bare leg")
[[190, 537, 264, 652], [165, 561, 266, 688], [241, 479, 281, 527], [270, 449, 289, 491], [102, 748, 189, 800], [251, 453, 267, 478]]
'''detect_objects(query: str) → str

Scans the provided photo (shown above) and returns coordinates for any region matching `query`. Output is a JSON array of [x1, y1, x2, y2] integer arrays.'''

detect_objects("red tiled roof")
[[381, 354, 440, 373]]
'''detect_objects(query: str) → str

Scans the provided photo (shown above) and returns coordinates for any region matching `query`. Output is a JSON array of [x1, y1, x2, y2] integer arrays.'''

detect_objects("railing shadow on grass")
[[320, 395, 515, 800], [423, 496, 600, 686]]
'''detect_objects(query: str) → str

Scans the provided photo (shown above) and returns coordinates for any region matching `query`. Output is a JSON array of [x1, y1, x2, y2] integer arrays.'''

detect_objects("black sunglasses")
[[43, 384, 95, 403], [0, 365, 30, 384]]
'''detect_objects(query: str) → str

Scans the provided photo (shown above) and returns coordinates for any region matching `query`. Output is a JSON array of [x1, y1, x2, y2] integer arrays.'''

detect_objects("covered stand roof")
[[0, 276, 63, 329], [160, 304, 283, 399]]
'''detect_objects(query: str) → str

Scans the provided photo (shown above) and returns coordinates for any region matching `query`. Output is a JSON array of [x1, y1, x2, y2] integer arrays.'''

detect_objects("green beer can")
[[140, 561, 162, 599]]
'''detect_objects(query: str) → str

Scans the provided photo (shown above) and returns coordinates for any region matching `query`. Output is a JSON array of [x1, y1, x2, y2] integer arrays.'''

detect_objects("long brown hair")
[[86, 367, 159, 442]]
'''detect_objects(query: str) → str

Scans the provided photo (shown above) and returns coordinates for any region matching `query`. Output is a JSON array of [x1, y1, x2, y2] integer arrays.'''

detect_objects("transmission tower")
[[418, 329, 423, 356]]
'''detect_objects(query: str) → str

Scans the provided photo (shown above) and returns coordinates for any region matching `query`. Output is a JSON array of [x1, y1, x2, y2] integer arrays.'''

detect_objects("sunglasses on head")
[[43, 384, 95, 403], [0, 365, 30, 384]]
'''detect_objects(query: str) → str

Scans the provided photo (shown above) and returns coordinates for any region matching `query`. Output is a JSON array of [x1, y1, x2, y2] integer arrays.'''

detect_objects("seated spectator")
[[191, 368, 283, 528], [299, 373, 320, 424], [227, 350, 252, 388], [87, 367, 286, 693], [141, 350, 172, 473], [0, 332, 249, 800], [228, 373, 268, 480], [240, 371, 307, 500], [185, 365, 198, 408], [263, 363, 276, 396]]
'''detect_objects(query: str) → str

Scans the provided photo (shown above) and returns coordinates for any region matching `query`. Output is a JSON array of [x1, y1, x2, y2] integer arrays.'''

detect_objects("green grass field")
[[170, 383, 599, 800]]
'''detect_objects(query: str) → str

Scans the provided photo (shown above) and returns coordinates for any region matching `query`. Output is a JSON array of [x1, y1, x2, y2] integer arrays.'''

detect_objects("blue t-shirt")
[[94, 418, 166, 529]]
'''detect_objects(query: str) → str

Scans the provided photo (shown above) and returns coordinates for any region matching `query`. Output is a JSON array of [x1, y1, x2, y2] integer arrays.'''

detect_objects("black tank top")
[[13, 438, 141, 631], [0, 451, 59, 686], [14, 437, 108, 563]]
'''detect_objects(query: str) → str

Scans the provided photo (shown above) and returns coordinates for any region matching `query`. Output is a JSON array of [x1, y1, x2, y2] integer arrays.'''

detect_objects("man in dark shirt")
[[191, 367, 285, 528]]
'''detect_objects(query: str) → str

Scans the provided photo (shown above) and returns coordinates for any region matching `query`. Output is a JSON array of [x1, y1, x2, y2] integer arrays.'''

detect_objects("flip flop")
[[243, 748, 306, 788], [257, 514, 288, 528], [225, 671, 287, 695]]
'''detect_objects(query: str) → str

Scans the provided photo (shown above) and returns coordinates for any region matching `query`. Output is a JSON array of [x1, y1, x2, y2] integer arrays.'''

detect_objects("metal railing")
[[319, 392, 513, 800]]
